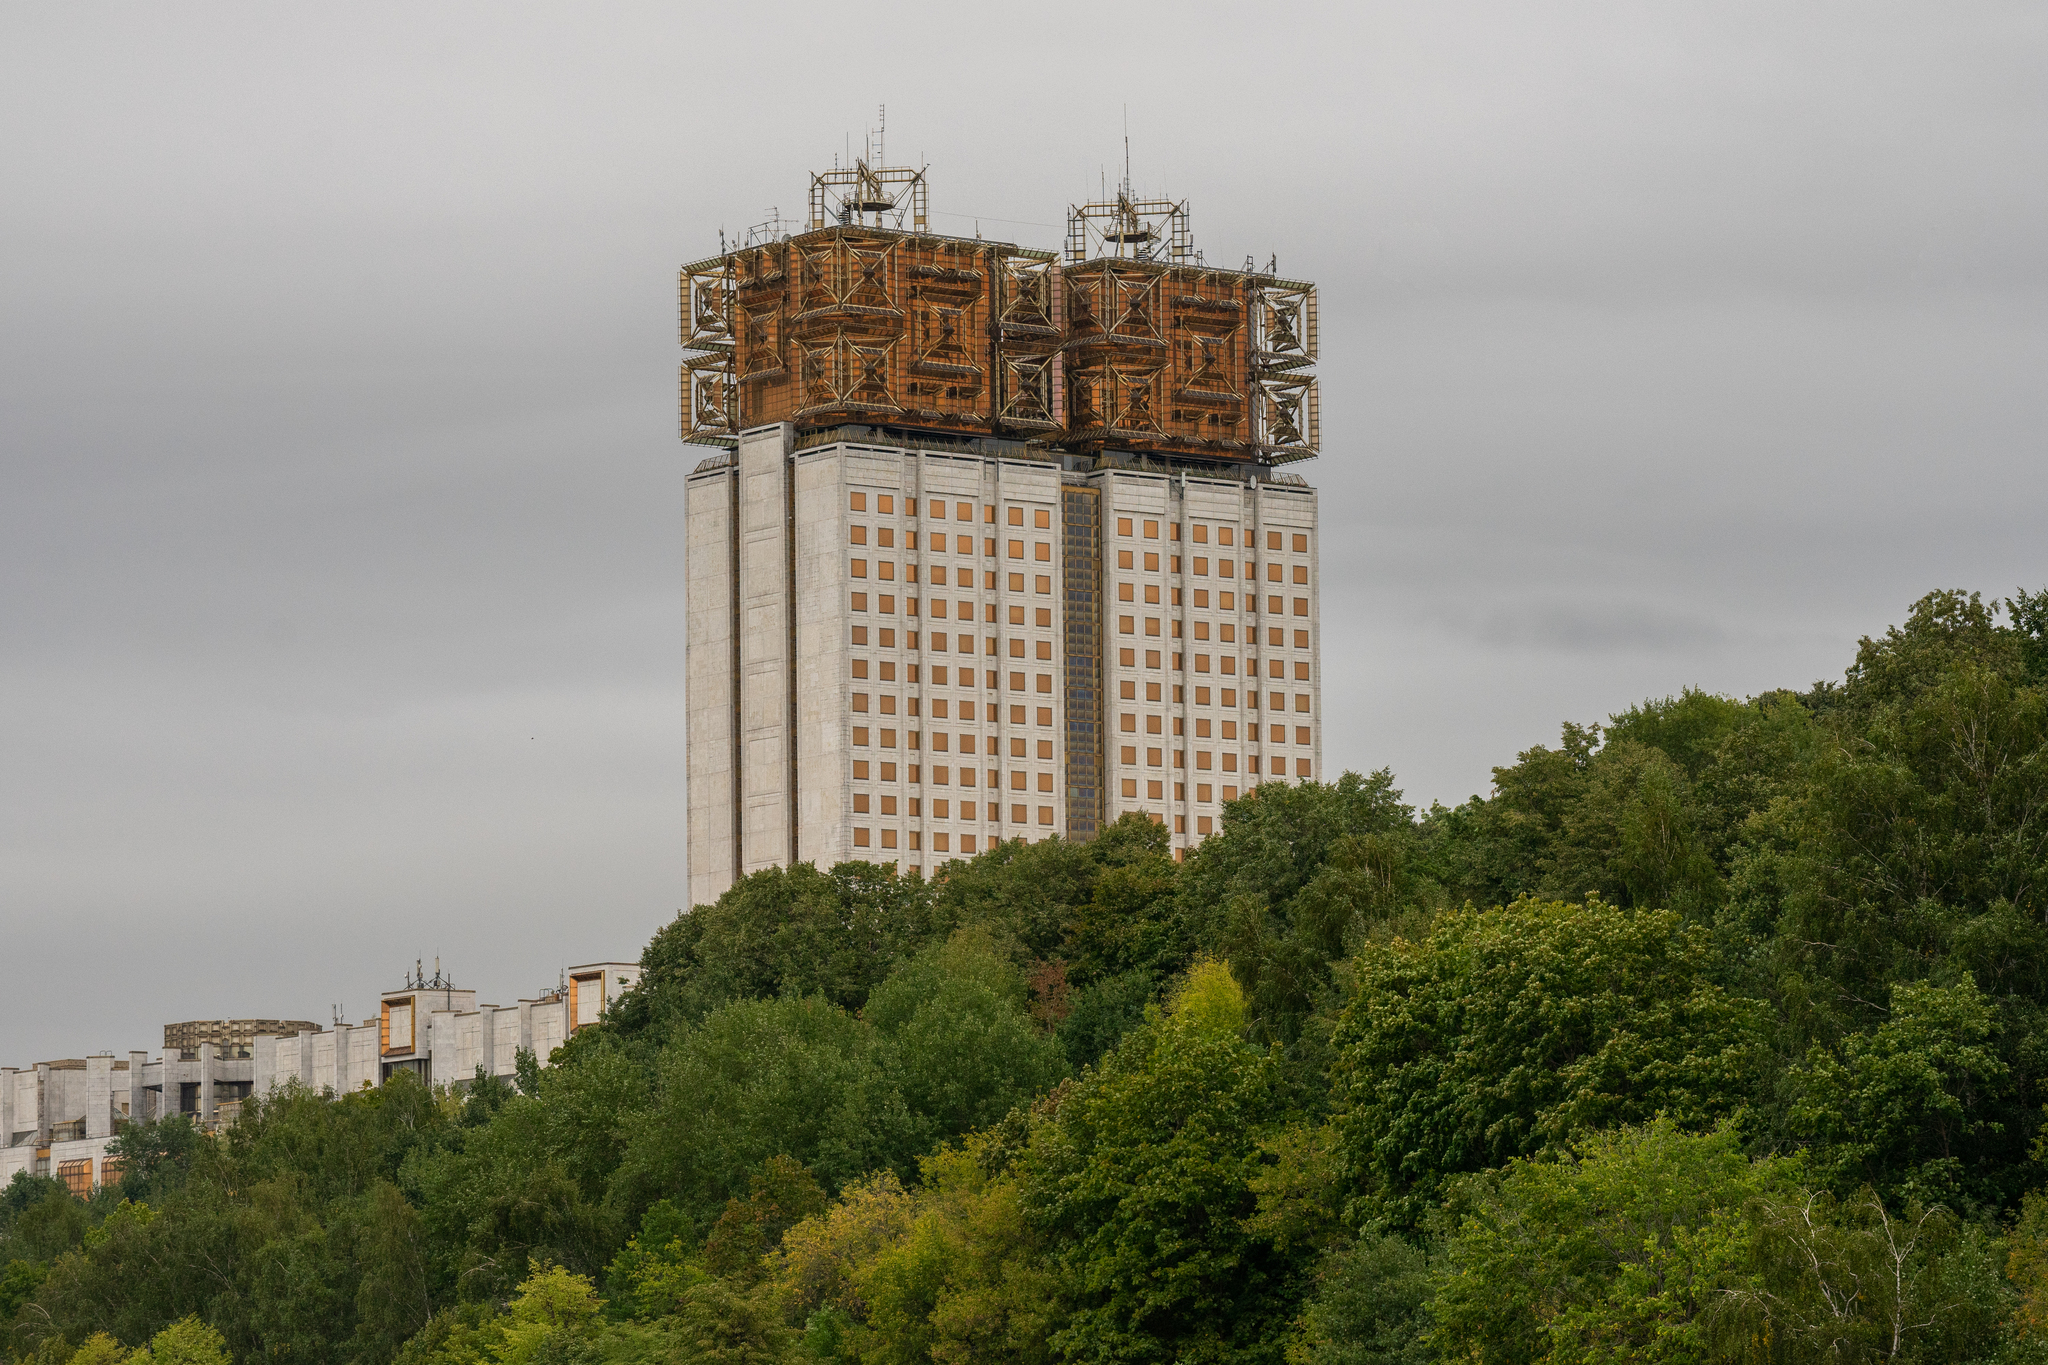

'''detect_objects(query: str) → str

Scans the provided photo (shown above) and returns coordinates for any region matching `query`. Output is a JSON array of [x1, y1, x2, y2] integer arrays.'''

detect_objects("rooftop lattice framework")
[[681, 158, 1318, 467]]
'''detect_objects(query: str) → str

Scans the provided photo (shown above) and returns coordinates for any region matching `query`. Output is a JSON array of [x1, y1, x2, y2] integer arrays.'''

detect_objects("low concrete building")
[[0, 1045, 246, 1190], [1, 961, 640, 1191], [253, 962, 638, 1093]]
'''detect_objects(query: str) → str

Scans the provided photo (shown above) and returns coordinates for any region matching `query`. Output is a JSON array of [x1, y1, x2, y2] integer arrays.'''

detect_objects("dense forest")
[[8, 588, 2048, 1365]]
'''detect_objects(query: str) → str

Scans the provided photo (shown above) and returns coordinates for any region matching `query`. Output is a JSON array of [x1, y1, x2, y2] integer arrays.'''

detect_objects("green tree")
[[1331, 898, 1767, 1227], [1790, 978, 2013, 1210], [1181, 771, 1427, 1044], [130, 1317, 230, 1365], [1720, 1189, 2012, 1364], [865, 931, 1068, 1149], [1427, 1119, 1792, 1365], [1021, 960, 1307, 1364]]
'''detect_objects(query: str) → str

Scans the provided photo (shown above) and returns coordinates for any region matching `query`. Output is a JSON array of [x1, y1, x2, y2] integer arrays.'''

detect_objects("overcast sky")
[[3, 3, 2044, 1065]]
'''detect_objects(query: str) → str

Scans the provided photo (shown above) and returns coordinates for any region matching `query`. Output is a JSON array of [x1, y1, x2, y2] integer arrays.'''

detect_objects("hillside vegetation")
[[8, 588, 2048, 1365]]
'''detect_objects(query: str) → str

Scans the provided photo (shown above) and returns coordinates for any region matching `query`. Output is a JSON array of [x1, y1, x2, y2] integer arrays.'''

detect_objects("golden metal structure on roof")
[[680, 153, 1318, 467]]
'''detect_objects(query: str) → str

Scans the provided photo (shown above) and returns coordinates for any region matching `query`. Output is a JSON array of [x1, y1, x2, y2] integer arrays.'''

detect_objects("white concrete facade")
[[1, 963, 640, 1192], [685, 428, 1320, 901]]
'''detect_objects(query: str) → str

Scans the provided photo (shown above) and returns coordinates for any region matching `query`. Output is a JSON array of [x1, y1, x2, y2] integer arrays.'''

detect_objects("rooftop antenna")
[[1123, 105, 1131, 198]]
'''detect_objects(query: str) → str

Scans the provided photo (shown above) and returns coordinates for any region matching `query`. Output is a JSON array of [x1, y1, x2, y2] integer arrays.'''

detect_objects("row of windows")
[[846, 493, 1307, 555], [849, 586, 1309, 620], [849, 581, 1053, 614], [852, 718, 1064, 752], [851, 761, 1052, 786], [850, 540, 1306, 587], [854, 738, 1053, 778], [1120, 779, 1246, 804], [854, 642, 1053, 677], [847, 537, 1059, 562], [855, 778, 1055, 816], [855, 829, 1035, 855], [1111, 555, 1311, 583], [849, 493, 1004, 521], [856, 724, 1074, 750], [1121, 711, 1314, 737], [850, 610, 1051, 645], [1112, 518, 1310, 554], [853, 689, 1042, 716], [1117, 598, 1308, 632], [1112, 746, 1311, 777]]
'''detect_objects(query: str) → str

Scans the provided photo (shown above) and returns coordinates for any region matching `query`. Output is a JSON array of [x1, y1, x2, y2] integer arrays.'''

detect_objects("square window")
[[1117, 517, 1133, 536], [1121, 778, 1137, 797], [1121, 745, 1137, 764]]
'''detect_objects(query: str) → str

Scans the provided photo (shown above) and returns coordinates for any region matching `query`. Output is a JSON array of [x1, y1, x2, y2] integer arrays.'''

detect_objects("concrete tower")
[[680, 157, 1322, 905]]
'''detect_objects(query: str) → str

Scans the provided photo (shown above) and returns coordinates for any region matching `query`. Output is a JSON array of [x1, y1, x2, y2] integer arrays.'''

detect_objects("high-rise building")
[[680, 155, 1322, 904]]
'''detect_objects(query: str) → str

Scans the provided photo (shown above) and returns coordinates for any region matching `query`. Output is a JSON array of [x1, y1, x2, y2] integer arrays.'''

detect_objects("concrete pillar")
[[737, 421, 796, 875], [198, 1043, 216, 1125], [32, 1064, 50, 1142], [686, 449, 740, 905], [128, 1052, 147, 1124], [428, 1010, 453, 1089], [477, 1006, 497, 1082], [85, 1055, 112, 1139], [1, 1068, 15, 1148], [253, 1034, 275, 1096]]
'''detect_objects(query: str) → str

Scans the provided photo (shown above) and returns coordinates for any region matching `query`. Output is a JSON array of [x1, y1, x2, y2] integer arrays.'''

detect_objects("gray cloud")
[[3, 1, 2044, 1062]]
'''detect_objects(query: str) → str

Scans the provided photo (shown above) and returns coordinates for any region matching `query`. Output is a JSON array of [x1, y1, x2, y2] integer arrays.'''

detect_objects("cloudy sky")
[[3, 3, 2043, 1064]]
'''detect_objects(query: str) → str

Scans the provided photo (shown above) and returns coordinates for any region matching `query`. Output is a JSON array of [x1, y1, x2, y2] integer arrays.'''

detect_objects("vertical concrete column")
[[128, 1052, 148, 1123], [33, 1064, 50, 1142], [428, 1011, 454, 1089], [792, 447, 849, 867], [477, 1006, 497, 1082], [85, 1056, 113, 1139], [253, 1036, 275, 1096], [1, 1068, 15, 1148], [686, 453, 739, 906], [737, 422, 796, 874], [198, 1043, 216, 1126]]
